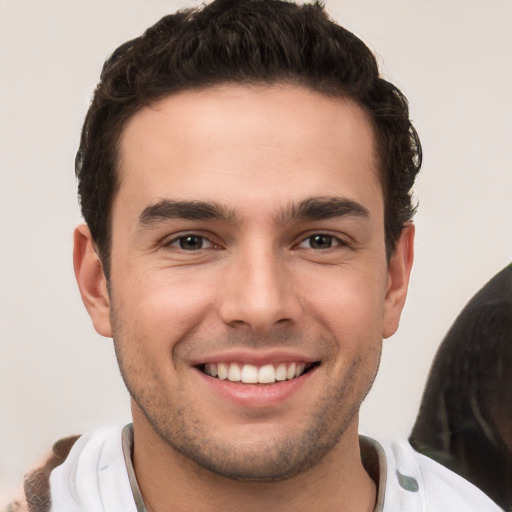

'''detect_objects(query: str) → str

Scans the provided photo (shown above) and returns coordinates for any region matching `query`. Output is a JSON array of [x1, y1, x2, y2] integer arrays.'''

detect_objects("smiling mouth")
[[199, 362, 319, 384]]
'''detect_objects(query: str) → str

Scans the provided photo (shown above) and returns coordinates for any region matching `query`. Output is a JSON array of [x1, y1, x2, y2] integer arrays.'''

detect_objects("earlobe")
[[73, 224, 113, 338], [382, 223, 415, 339]]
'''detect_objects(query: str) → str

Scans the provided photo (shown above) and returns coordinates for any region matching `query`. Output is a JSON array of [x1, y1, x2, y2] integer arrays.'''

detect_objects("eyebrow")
[[139, 199, 236, 226], [138, 196, 369, 227], [281, 197, 370, 223]]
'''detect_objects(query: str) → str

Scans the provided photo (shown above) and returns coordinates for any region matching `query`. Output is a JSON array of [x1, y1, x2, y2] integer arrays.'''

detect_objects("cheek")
[[304, 267, 386, 340], [111, 269, 219, 350]]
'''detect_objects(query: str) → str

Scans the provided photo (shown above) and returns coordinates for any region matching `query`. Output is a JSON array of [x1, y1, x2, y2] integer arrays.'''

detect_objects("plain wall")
[[1, 0, 511, 499]]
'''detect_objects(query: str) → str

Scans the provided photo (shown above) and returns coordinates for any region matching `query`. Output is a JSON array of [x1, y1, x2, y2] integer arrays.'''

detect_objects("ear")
[[73, 224, 113, 338], [382, 223, 415, 339]]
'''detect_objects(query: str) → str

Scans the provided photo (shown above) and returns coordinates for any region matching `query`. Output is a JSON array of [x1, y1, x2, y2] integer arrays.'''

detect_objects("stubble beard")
[[110, 307, 382, 482], [114, 348, 380, 482]]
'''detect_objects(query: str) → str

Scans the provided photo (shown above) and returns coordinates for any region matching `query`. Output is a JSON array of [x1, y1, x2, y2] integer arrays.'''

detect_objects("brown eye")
[[296, 233, 348, 251], [169, 235, 213, 251], [179, 235, 204, 250], [307, 234, 334, 249]]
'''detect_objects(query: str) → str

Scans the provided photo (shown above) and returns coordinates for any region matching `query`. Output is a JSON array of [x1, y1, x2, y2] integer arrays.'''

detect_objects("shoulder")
[[371, 437, 504, 512], [49, 424, 137, 512], [2, 434, 81, 512], [2, 425, 133, 512]]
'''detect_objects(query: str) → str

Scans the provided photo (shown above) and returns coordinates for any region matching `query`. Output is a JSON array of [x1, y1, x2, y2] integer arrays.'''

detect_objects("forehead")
[[115, 84, 382, 223]]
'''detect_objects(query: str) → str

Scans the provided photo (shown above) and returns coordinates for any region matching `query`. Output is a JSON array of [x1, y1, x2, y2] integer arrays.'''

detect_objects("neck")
[[132, 416, 377, 512]]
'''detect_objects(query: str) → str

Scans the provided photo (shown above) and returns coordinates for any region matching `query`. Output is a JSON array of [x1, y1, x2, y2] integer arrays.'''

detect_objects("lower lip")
[[196, 366, 317, 408]]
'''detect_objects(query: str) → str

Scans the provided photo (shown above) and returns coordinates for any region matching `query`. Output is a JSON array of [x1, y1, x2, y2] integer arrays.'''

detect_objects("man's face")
[[79, 85, 412, 481]]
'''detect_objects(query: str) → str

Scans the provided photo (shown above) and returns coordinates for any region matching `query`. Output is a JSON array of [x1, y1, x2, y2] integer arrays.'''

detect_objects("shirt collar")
[[121, 424, 386, 512]]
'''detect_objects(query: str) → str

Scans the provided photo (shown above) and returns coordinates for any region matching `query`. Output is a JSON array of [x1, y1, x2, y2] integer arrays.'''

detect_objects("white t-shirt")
[[48, 424, 503, 512]]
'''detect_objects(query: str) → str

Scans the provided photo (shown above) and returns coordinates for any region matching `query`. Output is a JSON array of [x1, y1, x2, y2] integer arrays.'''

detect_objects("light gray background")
[[1, 0, 511, 500]]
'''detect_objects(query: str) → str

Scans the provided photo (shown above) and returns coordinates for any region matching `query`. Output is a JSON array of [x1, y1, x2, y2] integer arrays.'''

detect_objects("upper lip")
[[189, 349, 319, 367]]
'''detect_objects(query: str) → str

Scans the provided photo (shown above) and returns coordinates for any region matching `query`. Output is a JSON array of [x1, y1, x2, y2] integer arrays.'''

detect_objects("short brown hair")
[[76, 0, 421, 278]]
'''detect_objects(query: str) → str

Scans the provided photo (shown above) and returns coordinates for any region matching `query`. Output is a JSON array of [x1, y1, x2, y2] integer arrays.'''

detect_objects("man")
[[5, 0, 503, 511]]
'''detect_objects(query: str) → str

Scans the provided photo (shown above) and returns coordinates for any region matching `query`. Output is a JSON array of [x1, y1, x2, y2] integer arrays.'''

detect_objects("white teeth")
[[258, 364, 276, 383], [241, 364, 258, 383], [228, 363, 241, 382], [218, 363, 228, 380], [203, 361, 313, 384], [275, 363, 287, 381]]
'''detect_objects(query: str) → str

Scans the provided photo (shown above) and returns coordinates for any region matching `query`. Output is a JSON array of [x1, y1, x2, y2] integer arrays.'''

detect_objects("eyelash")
[[296, 233, 348, 250], [163, 232, 349, 252], [165, 233, 219, 251]]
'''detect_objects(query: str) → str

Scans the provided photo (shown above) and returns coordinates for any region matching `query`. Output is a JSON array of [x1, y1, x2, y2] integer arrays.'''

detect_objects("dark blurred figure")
[[410, 263, 512, 511]]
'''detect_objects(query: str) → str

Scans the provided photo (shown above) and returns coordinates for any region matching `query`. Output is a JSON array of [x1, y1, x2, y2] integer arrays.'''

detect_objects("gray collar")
[[121, 424, 386, 512]]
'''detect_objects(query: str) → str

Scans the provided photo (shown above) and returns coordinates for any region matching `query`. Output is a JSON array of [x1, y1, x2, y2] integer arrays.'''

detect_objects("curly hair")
[[76, 0, 422, 278]]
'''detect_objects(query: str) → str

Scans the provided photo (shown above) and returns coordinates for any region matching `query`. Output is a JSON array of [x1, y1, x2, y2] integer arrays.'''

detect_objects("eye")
[[297, 234, 342, 250], [168, 235, 215, 251]]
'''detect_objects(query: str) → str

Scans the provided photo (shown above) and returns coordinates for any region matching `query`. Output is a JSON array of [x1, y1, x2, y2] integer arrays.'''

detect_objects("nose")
[[218, 245, 302, 333]]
